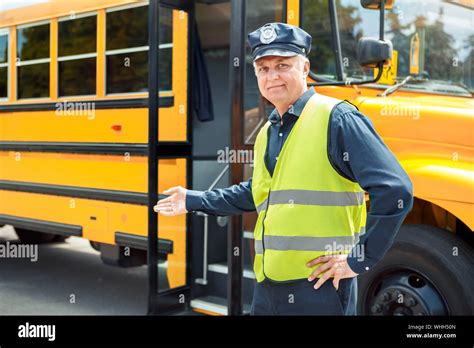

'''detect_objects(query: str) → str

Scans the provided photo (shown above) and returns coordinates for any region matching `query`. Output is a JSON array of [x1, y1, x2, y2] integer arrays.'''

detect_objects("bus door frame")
[[227, 0, 246, 316], [147, 0, 194, 315]]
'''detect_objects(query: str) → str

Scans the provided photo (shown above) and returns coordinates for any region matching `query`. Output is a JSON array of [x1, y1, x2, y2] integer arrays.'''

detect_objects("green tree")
[[302, 0, 361, 79], [422, 7, 463, 83]]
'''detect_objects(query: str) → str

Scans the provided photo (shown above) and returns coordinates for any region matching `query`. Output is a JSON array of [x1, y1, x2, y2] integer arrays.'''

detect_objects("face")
[[254, 55, 309, 110]]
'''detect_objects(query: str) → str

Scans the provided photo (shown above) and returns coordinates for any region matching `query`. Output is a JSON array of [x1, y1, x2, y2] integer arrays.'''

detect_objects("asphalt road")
[[0, 225, 149, 315]]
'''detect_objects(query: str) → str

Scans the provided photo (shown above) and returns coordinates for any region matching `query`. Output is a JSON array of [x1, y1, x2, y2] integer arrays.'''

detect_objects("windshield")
[[301, 0, 473, 95]]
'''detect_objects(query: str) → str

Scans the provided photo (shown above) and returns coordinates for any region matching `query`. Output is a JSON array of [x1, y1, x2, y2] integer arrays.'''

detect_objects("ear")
[[303, 60, 310, 76]]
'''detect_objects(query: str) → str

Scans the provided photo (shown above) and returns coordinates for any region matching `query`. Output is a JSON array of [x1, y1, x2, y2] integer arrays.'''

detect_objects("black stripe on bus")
[[0, 142, 148, 155], [0, 96, 173, 112], [115, 231, 174, 254], [160, 0, 193, 11], [0, 142, 192, 156], [0, 214, 83, 237], [0, 180, 170, 205]]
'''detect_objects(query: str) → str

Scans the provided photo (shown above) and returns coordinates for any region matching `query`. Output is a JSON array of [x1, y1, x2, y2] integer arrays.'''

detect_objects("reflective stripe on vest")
[[254, 226, 366, 254], [255, 189, 365, 214], [251, 92, 367, 282]]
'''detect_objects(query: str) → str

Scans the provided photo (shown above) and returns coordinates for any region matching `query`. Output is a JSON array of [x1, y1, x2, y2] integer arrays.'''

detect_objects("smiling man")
[[154, 22, 413, 316]]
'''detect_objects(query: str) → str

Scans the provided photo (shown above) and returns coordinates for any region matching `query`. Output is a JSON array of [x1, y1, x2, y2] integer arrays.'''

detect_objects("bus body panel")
[[314, 85, 474, 231]]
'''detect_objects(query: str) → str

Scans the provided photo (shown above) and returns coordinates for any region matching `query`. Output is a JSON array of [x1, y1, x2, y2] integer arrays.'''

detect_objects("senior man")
[[154, 23, 413, 316]]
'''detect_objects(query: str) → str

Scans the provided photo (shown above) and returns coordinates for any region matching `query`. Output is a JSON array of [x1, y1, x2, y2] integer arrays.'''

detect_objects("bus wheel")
[[15, 228, 56, 244], [357, 224, 474, 315]]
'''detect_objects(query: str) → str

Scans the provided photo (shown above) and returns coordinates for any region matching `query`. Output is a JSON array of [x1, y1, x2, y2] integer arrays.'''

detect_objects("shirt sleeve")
[[185, 177, 256, 216], [328, 102, 414, 275]]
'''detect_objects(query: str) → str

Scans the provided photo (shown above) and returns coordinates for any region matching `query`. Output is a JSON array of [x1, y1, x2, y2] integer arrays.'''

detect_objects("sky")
[[0, 0, 50, 11]]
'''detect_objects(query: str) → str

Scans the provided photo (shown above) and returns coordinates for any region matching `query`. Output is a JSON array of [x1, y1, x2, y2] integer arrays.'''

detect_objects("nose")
[[268, 68, 280, 80]]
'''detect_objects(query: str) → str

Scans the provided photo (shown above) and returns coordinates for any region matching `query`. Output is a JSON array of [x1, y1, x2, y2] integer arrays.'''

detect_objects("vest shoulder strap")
[[255, 120, 272, 144]]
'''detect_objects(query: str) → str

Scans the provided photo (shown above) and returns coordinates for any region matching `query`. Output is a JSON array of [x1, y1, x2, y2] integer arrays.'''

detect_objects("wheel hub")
[[366, 270, 448, 315]]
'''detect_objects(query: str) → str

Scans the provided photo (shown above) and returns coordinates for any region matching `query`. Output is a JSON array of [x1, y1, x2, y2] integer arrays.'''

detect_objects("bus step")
[[208, 262, 255, 279], [190, 295, 251, 316], [195, 263, 255, 306]]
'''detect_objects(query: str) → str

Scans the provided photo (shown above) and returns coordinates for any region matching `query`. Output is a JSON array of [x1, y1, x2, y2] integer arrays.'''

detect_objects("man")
[[154, 23, 413, 316]]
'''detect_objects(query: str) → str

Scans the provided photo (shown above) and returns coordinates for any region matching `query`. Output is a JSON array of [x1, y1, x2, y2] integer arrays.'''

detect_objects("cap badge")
[[260, 24, 277, 44]]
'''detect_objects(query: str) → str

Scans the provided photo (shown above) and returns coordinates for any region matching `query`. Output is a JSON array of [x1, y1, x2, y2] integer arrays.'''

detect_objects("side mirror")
[[360, 0, 394, 10], [358, 37, 393, 68]]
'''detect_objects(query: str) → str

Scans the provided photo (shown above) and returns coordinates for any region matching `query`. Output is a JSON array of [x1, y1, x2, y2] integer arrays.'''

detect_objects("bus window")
[[337, 0, 472, 94], [105, 4, 172, 95], [0, 29, 8, 99], [303, 0, 473, 95], [244, 0, 284, 144], [58, 13, 97, 97], [17, 21, 50, 99]]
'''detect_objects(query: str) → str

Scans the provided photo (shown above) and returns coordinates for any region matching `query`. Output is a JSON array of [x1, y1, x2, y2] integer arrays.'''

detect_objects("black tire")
[[358, 224, 474, 315], [15, 228, 56, 244]]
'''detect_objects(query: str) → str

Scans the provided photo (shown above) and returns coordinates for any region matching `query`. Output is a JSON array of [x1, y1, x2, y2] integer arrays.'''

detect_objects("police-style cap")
[[248, 23, 312, 61]]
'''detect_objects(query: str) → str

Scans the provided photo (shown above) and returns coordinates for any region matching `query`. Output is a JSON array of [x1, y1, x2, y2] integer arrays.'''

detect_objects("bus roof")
[[0, 0, 144, 28]]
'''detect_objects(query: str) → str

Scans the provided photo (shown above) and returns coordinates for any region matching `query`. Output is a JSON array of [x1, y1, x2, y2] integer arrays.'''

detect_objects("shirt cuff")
[[185, 189, 204, 212], [346, 251, 377, 276]]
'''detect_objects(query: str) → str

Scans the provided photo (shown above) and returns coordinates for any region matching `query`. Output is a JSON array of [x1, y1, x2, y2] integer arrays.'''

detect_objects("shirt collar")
[[268, 88, 316, 125]]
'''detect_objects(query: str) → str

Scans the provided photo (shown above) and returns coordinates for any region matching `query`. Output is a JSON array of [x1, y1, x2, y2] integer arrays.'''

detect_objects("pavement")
[[0, 225, 149, 315]]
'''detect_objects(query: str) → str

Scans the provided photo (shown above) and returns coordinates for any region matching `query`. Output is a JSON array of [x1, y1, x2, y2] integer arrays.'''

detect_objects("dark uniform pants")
[[250, 277, 357, 315]]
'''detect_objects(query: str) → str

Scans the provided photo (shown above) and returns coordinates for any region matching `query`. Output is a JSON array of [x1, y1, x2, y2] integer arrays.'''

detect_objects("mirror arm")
[[307, 61, 384, 87], [379, 0, 385, 41]]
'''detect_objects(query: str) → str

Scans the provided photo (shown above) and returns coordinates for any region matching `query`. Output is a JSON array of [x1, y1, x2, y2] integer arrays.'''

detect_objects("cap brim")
[[253, 48, 299, 61]]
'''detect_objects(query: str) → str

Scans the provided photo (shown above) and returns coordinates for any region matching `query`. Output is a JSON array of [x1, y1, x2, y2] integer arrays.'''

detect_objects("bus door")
[[147, 0, 192, 315]]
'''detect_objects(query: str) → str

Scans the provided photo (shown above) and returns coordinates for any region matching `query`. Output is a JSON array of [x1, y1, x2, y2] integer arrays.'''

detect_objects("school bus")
[[0, 0, 472, 316], [0, 0, 190, 314]]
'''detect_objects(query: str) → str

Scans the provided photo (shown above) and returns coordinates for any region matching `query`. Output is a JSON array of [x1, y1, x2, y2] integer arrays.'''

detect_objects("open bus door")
[[147, 0, 193, 315]]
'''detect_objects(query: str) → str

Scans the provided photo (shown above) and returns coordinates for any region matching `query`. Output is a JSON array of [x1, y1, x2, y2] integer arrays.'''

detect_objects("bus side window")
[[58, 13, 97, 97], [0, 30, 8, 100], [17, 22, 50, 99], [105, 4, 173, 95]]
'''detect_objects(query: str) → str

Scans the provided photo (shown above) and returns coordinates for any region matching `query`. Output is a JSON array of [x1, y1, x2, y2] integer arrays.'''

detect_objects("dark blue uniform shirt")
[[185, 88, 413, 275]]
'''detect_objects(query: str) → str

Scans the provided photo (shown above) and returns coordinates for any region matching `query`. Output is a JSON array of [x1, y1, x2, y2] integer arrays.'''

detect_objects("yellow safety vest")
[[251, 92, 367, 282]]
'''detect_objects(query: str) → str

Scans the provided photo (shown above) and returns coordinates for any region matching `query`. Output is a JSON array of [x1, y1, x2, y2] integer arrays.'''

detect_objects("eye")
[[277, 63, 289, 70], [258, 66, 268, 73]]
